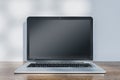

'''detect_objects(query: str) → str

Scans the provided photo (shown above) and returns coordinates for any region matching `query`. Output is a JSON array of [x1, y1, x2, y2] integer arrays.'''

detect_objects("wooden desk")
[[0, 62, 120, 80]]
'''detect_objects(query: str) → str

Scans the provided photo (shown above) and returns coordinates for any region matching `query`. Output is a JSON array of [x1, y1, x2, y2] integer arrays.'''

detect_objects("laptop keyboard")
[[27, 63, 92, 67]]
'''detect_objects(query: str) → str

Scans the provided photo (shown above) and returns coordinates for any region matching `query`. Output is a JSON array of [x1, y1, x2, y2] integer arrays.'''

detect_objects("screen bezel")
[[27, 17, 93, 61]]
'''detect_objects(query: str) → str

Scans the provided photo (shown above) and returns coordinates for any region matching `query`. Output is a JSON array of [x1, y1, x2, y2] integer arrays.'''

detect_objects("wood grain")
[[0, 62, 120, 80]]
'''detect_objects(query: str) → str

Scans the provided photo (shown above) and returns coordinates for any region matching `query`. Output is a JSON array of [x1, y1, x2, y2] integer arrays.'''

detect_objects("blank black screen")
[[27, 17, 93, 60]]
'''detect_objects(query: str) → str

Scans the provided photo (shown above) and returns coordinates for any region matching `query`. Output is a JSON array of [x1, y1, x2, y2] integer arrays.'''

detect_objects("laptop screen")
[[27, 17, 93, 60]]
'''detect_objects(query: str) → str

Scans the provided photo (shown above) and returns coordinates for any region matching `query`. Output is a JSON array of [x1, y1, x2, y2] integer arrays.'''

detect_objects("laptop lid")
[[26, 17, 93, 61]]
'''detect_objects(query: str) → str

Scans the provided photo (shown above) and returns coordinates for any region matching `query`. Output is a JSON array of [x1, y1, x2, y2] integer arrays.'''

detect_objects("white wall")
[[0, 0, 120, 61], [93, 0, 120, 61]]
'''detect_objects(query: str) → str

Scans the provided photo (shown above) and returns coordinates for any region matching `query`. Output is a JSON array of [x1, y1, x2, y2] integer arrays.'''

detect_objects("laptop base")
[[15, 61, 106, 74]]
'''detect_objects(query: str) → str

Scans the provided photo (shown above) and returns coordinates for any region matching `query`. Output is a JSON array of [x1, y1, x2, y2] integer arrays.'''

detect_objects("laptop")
[[15, 17, 106, 73]]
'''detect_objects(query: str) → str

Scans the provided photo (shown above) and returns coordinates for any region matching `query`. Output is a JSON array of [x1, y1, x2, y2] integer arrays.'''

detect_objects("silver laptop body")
[[15, 17, 106, 74], [15, 61, 106, 73]]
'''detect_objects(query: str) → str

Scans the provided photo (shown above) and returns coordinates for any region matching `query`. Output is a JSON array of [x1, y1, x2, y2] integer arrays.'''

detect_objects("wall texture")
[[0, 0, 120, 61]]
